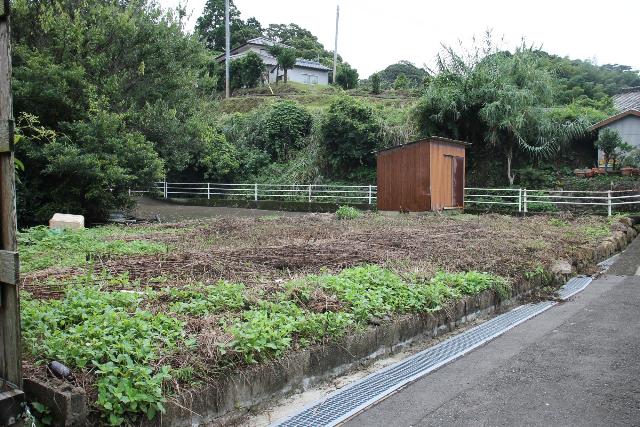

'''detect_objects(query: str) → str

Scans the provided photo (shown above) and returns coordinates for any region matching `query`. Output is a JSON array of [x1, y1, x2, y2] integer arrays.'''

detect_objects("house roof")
[[375, 136, 471, 154], [217, 43, 331, 72], [245, 37, 291, 49], [613, 87, 640, 111], [589, 109, 640, 131]]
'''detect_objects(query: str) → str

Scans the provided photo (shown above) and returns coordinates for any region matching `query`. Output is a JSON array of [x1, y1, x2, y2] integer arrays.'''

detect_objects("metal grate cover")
[[273, 274, 596, 427], [598, 254, 619, 270], [557, 276, 593, 300]]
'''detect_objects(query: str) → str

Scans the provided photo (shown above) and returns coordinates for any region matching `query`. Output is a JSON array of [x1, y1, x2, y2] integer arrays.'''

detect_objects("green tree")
[[276, 48, 297, 83], [321, 97, 380, 173], [262, 101, 313, 160], [393, 73, 408, 90], [378, 61, 427, 87], [195, 0, 262, 52], [414, 45, 586, 185], [265, 23, 336, 62], [12, 0, 228, 222], [370, 73, 381, 94], [595, 128, 632, 170], [336, 63, 358, 89]]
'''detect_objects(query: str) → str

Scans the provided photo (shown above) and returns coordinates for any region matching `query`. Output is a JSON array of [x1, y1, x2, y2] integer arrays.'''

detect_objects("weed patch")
[[166, 281, 246, 316], [335, 205, 361, 220], [19, 226, 166, 273], [21, 286, 191, 425]]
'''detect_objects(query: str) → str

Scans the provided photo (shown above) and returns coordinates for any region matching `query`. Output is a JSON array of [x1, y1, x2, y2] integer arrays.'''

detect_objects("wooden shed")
[[376, 137, 469, 212]]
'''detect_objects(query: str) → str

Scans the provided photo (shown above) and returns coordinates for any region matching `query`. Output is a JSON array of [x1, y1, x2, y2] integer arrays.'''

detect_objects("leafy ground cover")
[[19, 212, 614, 424]]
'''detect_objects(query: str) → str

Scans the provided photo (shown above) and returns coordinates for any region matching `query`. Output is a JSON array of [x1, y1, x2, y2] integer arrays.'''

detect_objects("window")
[[302, 74, 318, 85]]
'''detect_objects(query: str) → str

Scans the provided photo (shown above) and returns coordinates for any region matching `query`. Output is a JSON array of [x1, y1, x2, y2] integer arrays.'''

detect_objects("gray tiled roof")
[[613, 88, 640, 111], [295, 58, 331, 71], [246, 37, 291, 49]]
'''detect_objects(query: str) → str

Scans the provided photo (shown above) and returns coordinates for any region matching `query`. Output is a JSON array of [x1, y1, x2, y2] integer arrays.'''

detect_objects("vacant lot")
[[19, 212, 614, 425]]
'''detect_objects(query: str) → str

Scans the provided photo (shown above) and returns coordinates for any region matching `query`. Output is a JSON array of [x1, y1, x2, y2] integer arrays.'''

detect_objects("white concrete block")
[[49, 213, 85, 230]]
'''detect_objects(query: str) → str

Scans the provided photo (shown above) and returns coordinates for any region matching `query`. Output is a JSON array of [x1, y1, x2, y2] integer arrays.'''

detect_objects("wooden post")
[[0, 0, 24, 417]]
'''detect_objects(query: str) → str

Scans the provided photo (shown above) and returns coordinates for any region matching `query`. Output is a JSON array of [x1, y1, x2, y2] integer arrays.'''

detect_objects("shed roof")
[[589, 109, 640, 131], [375, 136, 471, 154]]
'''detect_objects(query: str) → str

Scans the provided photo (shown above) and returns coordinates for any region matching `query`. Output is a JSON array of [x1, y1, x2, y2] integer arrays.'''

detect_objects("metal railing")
[[132, 182, 378, 204], [131, 182, 640, 215], [464, 187, 640, 216]]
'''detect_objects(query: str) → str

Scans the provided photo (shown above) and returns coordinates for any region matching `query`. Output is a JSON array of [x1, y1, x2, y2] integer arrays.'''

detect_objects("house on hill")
[[590, 87, 640, 166], [216, 37, 331, 86]]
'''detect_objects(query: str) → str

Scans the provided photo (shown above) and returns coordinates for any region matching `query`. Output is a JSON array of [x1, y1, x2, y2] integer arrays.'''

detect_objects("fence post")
[[518, 188, 522, 212], [607, 190, 612, 217], [523, 188, 527, 213], [163, 180, 168, 199], [254, 183, 258, 201], [308, 184, 312, 202], [207, 183, 210, 200], [368, 185, 373, 205]]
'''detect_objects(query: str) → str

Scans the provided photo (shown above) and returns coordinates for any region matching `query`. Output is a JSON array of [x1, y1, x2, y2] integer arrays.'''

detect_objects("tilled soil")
[[23, 212, 608, 298]]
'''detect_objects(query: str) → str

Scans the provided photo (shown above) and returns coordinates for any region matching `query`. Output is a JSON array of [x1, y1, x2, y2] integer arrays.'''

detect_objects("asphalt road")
[[345, 244, 640, 426]]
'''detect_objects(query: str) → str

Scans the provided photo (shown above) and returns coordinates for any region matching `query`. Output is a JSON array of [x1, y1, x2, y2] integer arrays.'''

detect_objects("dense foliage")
[[321, 97, 381, 175], [375, 60, 428, 89], [12, 0, 229, 223], [11, 1, 640, 224]]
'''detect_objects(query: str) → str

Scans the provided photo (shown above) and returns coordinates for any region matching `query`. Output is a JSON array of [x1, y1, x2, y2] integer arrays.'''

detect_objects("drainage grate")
[[557, 276, 592, 300], [598, 253, 619, 270], [273, 302, 555, 427], [273, 274, 596, 427]]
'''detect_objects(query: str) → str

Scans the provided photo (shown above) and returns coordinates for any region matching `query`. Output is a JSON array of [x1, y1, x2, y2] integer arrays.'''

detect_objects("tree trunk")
[[284, 68, 288, 83], [505, 145, 515, 186], [275, 65, 280, 85]]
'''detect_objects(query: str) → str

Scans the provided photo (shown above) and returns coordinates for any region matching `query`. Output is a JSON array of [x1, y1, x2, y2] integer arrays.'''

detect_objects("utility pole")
[[332, 4, 339, 84], [224, 0, 230, 98], [0, 0, 25, 424]]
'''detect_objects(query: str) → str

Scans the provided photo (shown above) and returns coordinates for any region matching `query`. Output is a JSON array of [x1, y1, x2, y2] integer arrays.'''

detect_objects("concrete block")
[[23, 378, 88, 426], [49, 213, 84, 230]]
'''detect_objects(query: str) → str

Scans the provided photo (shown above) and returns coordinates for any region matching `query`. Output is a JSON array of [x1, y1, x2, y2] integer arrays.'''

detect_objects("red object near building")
[[376, 137, 469, 212]]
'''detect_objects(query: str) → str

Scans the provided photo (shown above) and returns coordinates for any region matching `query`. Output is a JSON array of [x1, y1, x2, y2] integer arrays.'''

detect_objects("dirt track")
[[133, 197, 305, 221]]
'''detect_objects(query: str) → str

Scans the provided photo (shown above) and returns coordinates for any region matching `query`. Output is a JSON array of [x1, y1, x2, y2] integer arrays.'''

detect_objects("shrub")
[[262, 100, 313, 160], [321, 96, 381, 174], [336, 205, 361, 220], [370, 72, 381, 94]]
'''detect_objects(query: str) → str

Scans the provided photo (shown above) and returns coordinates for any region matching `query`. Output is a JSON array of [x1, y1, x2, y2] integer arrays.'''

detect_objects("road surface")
[[345, 239, 640, 426]]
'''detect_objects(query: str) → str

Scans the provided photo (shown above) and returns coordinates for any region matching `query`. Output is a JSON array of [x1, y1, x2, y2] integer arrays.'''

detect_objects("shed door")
[[451, 156, 464, 207]]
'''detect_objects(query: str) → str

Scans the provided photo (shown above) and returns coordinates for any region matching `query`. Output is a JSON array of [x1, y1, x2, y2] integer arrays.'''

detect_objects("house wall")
[[598, 115, 640, 165], [376, 141, 431, 212], [269, 66, 329, 85], [429, 141, 466, 210]]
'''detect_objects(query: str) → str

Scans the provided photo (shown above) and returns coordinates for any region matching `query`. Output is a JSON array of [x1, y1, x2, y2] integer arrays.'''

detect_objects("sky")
[[160, 0, 640, 79]]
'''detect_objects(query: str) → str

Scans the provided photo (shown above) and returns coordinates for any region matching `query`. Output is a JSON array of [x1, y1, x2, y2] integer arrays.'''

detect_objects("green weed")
[[335, 205, 361, 220], [21, 286, 191, 425], [18, 226, 166, 273], [167, 281, 246, 316]]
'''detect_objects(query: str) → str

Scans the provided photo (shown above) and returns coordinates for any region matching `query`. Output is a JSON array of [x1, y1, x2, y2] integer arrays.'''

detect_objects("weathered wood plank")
[[0, 119, 12, 152], [0, 4, 22, 388], [0, 250, 18, 285]]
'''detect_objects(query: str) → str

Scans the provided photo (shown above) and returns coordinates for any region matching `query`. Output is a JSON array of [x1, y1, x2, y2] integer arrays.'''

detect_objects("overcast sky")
[[160, 0, 640, 79]]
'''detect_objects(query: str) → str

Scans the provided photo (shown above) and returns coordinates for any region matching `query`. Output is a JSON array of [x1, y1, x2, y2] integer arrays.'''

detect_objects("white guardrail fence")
[[464, 187, 640, 216], [131, 182, 378, 204], [132, 183, 640, 216]]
